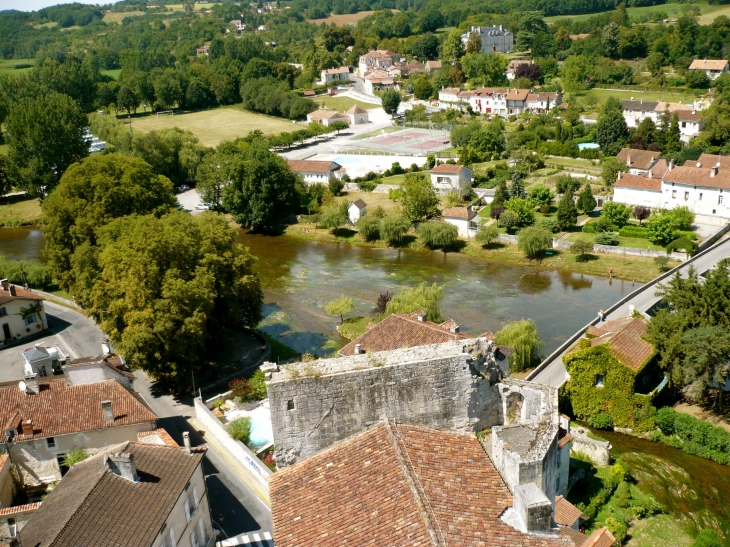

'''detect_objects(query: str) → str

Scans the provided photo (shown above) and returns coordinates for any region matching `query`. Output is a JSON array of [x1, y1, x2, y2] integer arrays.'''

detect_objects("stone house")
[[229, 19, 245, 31], [320, 66, 350, 83], [615, 148, 661, 176], [425, 60, 441, 73], [563, 317, 664, 428], [287, 159, 344, 186], [357, 50, 398, 76], [305, 109, 350, 127], [347, 199, 366, 224], [688, 59, 729, 80], [362, 69, 397, 95], [0, 281, 47, 346], [526, 92, 561, 113], [430, 163, 472, 194], [442, 206, 479, 237], [346, 104, 368, 124], [621, 101, 706, 143], [22, 345, 67, 377], [0, 377, 157, 486], [19, 439, 214, 547], [461, 25, 514, 53]]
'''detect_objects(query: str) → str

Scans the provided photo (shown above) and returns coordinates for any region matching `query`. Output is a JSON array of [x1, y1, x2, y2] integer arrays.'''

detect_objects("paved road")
[[530, 236, 730, 387], [31, 302, 273, 539]]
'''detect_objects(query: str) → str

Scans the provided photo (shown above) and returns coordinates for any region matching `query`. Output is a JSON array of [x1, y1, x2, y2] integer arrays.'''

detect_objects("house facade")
[[362, 69, 397, 95], [688, 59, 729, 80], [23, 345, 68, 377], [357, 50, 398, 76], [621, 100, 706, 143], [461, 25, 514, 53], [287, 159, 344, 185], [347, 199, 366, 224], [19, 440, 214, 547], [442, 206, 479, 237], [0, 281, 47, 346], [305, 109, 350, 126], [320, 67, 350, 83], [438, 87, 561, 117], [346, 104, 368, 124], [429, 163, 472, 194]]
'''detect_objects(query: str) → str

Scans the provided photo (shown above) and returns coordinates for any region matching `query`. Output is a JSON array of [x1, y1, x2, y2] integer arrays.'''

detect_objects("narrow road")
[[43, 302, 272, 539], [530, 236, 730, 387]]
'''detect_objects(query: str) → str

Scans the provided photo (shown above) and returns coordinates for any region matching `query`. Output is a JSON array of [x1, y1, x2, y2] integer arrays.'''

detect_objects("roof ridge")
[[385, 420, 444, 547], [396, 313, 464, 337]]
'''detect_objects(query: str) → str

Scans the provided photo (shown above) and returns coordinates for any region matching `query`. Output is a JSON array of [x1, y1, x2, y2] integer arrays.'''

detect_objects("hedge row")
[[618, 226, 650, 239], [653, 407, 730, 465]]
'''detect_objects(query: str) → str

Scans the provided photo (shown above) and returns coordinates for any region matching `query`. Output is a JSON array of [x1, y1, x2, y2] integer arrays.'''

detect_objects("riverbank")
[[0, 194, 42, 227], [284, 223, 676, 283]]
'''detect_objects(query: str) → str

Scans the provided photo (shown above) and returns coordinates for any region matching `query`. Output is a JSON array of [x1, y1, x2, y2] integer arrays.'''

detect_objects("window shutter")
[[198, 518, 205, 543], [169, 526, 177, 547], [184, 499, 191, 522], [193, 485, 199, 507]]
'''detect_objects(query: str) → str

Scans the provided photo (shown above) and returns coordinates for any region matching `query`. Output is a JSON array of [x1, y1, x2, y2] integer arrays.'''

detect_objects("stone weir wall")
[[262, 338, 506, 468]]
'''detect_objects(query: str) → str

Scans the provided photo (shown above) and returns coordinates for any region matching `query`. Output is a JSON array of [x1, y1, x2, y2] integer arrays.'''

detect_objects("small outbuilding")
[[348, 199, 367, 223], [347, 104, 369, 125], [442, 207, 479, 237]]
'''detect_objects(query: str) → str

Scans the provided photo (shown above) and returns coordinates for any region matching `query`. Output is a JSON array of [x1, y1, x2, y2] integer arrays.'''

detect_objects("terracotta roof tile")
[[137, 427, 179, 447], [506, 88, 530, 101], [615, 148, 660, 171], [557, 428, 573, 449], [554, 496, 585, 527], [287, 159, 340, 174], [442, 207, 477, 220], [584, 317, 654, 372], [0, 285, 44, 306], [270, 421, 574, 547], [581, 527, 616, 547], [614, 173, 661, 191], [0, 379, 157, 442], [338, 311, 471, 356], [307, 110, 349, 121], [560, 527, 589, 546], [0, 502, 40, 517], [698, 153, 730, 169], [431, 163, 466, 174], [19, 442, 205, 547], [689, 59, 728, 71], [347, 104, 368, 114], [664, 165, 730, 190]]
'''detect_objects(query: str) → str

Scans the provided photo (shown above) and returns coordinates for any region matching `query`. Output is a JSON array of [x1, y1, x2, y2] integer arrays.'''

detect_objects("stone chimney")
[[417, 312, 427, 322], [668, 159, 674, 171], [450, 325, 460, 334], [24, 374, 39, 395], [101, 400, 114, 423], [617, 171, 622, 180], [625, 155, 631, 167], [0, 279, 8, 291], [19, 419, 33, 436], [711, 166, 718, 177], [183, 432, 192, 455], [8, 286, 15, 297], [106, 452, 139, 482], [354, 343, 363, 355], [648, 169, 653, 179]]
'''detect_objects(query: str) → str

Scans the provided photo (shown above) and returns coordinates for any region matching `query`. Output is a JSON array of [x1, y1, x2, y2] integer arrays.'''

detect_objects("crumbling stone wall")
[[264, 339, 505, 467]]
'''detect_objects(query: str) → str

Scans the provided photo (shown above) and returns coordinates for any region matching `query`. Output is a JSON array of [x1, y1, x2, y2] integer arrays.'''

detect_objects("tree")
[[555, 175, 581, 196], [476, 224, 499, 246], [462, 53, 508, 86], [499, 209, 520, 231], [504, 198, 535, 226], [318, 201, 349, 231], [357, 216, 380, 241], [663, 112, 682, 154], [494, 319, 543, 372], [132, 128, 204, 186], [381, 89, 401, 117], [556, 192, 578, 230], [41, 154, 176, 297], [518, 226, 553, 259], [466, 32, 482, 54], [117, 85, 139, 116], [633, 205, 651, 225], [88, 212, 263, 390], [154, 70, 183, 110], [443, 29, 465, 61], [400, 173, 440, 223], [0, 155, 11, 198], [680, 326, 730, 403], [380, 216, 411, 246], [646, 214, 676, 246], [601, 201, 632, 228], [595, 98, 628, 156], [329, 120, 349, 135], [654, 255, 670, 271], [410, 33, 439, 60], [686, 69, 710, 89], [383, 282, 444, 322], [602, 22, 620, 58], [6, 91, 88, 197], [509, 171, 526, 199], [561, 55, 591, 93], [223, 144, 299, 232], [666, 206, 694, 231], [326, 295, 355, 323], [492, 181, 509, 210], [577, 184, 597, 214], [571, 240, 594, 262], [527, 184, 554, 207], [372, 291, 393, 316], [601, 157, 628, 186], [413, 76, 434, 100], [417, 221, 458, 249]]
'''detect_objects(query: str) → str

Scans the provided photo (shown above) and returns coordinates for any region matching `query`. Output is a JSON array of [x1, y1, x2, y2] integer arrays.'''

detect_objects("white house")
[[438, 87, 462, 105], [321, 67, 351, 83], [348, 199, 367, 224], [616, 148, 661, 175], [23, 345, 67, 377], [229, 19, 245, 31], [196, 46, 210, 56], [442, 207, 479, 237], [525, 92, 561, 113], [306, 109, 350, 127], [0, 281, 47, 346], [675, 110, 705, 143], [430, 164, 472, 195], [358, 50, 398, 76], [460, 26, 513, 53], [688, 59, 729, 80], [347, 104, 368, 124], [362, 69, 397, 95], [287, 159, 345, 185], [613, 171, 663, 209]]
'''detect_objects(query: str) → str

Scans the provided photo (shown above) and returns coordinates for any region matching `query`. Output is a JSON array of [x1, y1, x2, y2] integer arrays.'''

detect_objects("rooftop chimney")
[[648, 170, 652, 179], [669, 159, 675, 171], [417, 312, 427, 322], [101, 400, 114, 423], [626, 155, 631, 167], [711, 166, 718, 177], [8, 286, 15, 297], [183, 432, 192, 455], [0, 279, 8, 291], [450, 325, 460, 334], [617, 171, 622, 180], [19, 419, 33, 436], [24, 374, 39, 395], [697, 161, 702, 168], [106, 452, 139, 482], [354, 343, 363, 355]]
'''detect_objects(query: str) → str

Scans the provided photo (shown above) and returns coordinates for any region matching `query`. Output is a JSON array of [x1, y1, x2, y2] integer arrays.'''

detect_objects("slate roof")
[[0, 379, 157, 442], [338, 310, 471, 356], [0, 285, 43, 306], [442, 206, 477, 220], [615, 148, 660, 171], [287, 160, 340, 174], [621, 100, 659, 111], [19, 441, 205, 547], [688, 59, 728, 71], [584, 317, 654, 372], [554, 496, 585, 527], [270, 421, 574, 547], [614, 172, 662, 191], [431, 163, 467, 174]]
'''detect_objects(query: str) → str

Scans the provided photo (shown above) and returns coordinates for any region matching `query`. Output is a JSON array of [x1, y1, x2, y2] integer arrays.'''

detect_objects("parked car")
[[174, 184, 190, 194], [195, 203, 210, 210]]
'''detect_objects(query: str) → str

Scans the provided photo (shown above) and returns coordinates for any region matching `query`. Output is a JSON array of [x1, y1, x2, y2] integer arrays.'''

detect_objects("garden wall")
[[550, 239, 686, 260], [571, 426, 611, 466], [373, 184, 400, 193]]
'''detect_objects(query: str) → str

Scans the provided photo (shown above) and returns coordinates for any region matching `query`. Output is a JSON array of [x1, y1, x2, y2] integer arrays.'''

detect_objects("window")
[[198, 518, 206, 543], [24, 315, 36, 326], [193, 485, 199, 508], [684, 191, 690, 200], [720, 195, 725, 205], [38, 365, 47, 377], [699, 193, 703, 201], [0, 308, 6, 318], [184, 499, 192, 522], [671, 190, 677, 199], [47, 437, 55, 448], [170, 527, 177, 547], [287, 399, 294, 410], [595, 374, 604, 387], [190, 531, 200, 547]]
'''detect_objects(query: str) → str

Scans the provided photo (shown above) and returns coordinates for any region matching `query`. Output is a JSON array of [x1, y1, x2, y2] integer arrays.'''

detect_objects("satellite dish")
[[18, 381, 26, 392]]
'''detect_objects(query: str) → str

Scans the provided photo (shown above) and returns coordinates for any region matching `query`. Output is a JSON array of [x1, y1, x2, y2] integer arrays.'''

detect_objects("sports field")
[[131, 108, 296, 147], [357, 128, 451, 154]]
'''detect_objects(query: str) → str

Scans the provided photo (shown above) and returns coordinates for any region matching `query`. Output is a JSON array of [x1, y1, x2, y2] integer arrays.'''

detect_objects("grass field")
[[0, 195, 43, 226], [314, 95, 379, 112], [546, 1, 730, 23], [583, 88, 699, 114], [165, 3, 217, 11], [340, 190, 399, 215], [101, 69, 122, 79], [307, 10, 393, 25], [0, 59, 36, 77], [566, 231, 664, 250], [131, 108, 296, 146], [103, 10, 146, 23]]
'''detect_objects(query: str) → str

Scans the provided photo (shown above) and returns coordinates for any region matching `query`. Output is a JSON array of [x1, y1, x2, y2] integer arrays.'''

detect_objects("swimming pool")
[[578, 142, 600, 150]]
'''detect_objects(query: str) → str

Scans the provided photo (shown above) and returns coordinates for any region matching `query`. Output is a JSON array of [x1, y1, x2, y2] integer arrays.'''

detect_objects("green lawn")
[[101, 69, 122, 80], [378, 173, 408, 185], [626, 514, 694, 547], [545, 1, 726, 22], [313, 95, 379, 113], [0, 58, 36, 77], [566, 231, 664, 250], [0, 195, 43, 226]]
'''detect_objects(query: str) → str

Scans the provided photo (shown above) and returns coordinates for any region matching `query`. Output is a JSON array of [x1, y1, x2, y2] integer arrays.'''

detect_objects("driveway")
[[177, 188, 205, 214]]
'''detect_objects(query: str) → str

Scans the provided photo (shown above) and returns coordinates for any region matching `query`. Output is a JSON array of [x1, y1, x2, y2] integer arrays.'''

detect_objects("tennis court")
[[356, 128, 451, 155]]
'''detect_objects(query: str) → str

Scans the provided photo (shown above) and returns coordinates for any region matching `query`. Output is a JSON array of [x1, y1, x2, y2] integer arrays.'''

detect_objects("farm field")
[[314, 96, 379, 112], [131, 108, 296, 146], [103, 10, 146, 23], [0, 59, 36, 76], [546, 1, 730, 23], [307, 10, 397, 25], [166, 3, 217, 11]]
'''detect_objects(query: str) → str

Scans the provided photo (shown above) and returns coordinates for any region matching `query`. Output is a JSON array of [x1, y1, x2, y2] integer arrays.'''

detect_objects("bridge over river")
[[527, 235, 730, 387]]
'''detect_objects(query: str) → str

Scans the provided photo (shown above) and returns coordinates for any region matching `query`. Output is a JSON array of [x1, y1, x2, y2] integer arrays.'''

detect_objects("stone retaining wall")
[[372, 184, 401, 194]]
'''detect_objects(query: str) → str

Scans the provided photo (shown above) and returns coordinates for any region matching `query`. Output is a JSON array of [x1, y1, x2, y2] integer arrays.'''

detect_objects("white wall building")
[[621, 100, 706, 143], [688, 59, 729, 80], [358, 50, 398, 76], [348, 199, 367, 224], [461, 26, 513, 53], [430, 164, 472, 195], [346, 104, 368, 124], [442, 207, 479, 237], [321, 67, 351, 83], [23, 345, 67, 377], [287, 159, 345, 186], [0, 281, 47, 346]]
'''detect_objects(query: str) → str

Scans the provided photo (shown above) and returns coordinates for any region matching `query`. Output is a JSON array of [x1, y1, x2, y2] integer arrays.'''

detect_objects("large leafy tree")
[[495, 319, 544, 372], [222, 143, 299, 232], [132, 128, 205, 186], [88, 212, 263, 389], [595, 97, 628, 155], [399, 173, 440, 223], [381, 89, 401, 117], [6, 91, 88, 197], [41, 153, 176, 298], [462, 53, 508, 87]]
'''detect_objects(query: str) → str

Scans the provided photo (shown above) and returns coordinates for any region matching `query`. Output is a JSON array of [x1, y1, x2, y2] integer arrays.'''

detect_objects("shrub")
[[582, 222, 597, 234], [613, 480, 631, 508], [417, 221, 458, 249], [499, 209, 520, 231], [601, 201, 632, 228], [655, 407, 676, 435], [654, 255, 670, 271], [605, 517, 628, 544], [380, 216, 411, 245], [588, 412, 614, 429], [475, 224, 500, 246], [675, 230, 699, 240], [504, 198, 536, 226], [518, 226, 553, 259], [666, 237, 698, 255], [228, 370, 267, 401], [539, 204, 551, 214], [63, 447, 90, 468], [646, 214, 676, 245], [594, 232, 619, 246], [328, 177, 344, 196], [618, 225, 650, 239], [358, 179, 378, 192], [666, 205, 695, 231], [228, 417, 252, 444], [535, 217, 559, 233], [571, 240, 594, 261], [356, 216, 380, 241], [528, 184, 554, 206], [371, 205, 386, 218]]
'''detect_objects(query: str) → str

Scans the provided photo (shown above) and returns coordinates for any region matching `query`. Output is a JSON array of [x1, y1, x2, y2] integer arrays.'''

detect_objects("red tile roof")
[[270, 421, 574, 547], [554, 496, 585, 527], [581, 527, 616, 547], [287, 159, 340, 174], [689, 59, 728, 71], [347, 104, 368, 114], [698, 153, 730, 169], [0, 502, 41, 517], [0, 379, 157, 442], [0, 285, 43, 306], [431, 163, 467, 174], [560, 527, 589, 546], [557, 427, 573, 449], [584, 317, 654, 372], [614, 172, 661, 191], [664, 165, 730, 190], [338, 311, 472, 356], [442, 206, 477, 220], [615, 148, 660, 171], [506, 88, 530, 101], [137, 427, 179, 447]]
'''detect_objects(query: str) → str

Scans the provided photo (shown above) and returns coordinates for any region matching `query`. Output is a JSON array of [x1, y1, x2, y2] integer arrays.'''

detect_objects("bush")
[[601, 201, 632, 228], [475, 224, 500, 246], [675, 230, 699, 241], [417, 221, 458, 249], [594, 232, 619, 246], [380, 216, 410, 245], [539, 204, 551, 214], [613, 480, 631, 508], [356, 216, 380, 241], [583, 216, 613, 234], [504, 198, 536, 226], [655, 407, 676, 435], [228, 370, 267, 401], [228, 417, 252, 444], [535, 217, 559, 233], [618, 225, 650, 239], [582, 222, 597, 234], [652, 407, 730, 465], [588, 412, 614, 430], [518, 226, 553, 259], [527, 184, 554, 206], [358, 179, 378, 192], [571, 240, 594, 261], [328, 177, 344, 196], [646, 214, 676, 246], [605, 517, 628, 544], [499, 209, 520, 231], [666, 237, 698, 255]]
